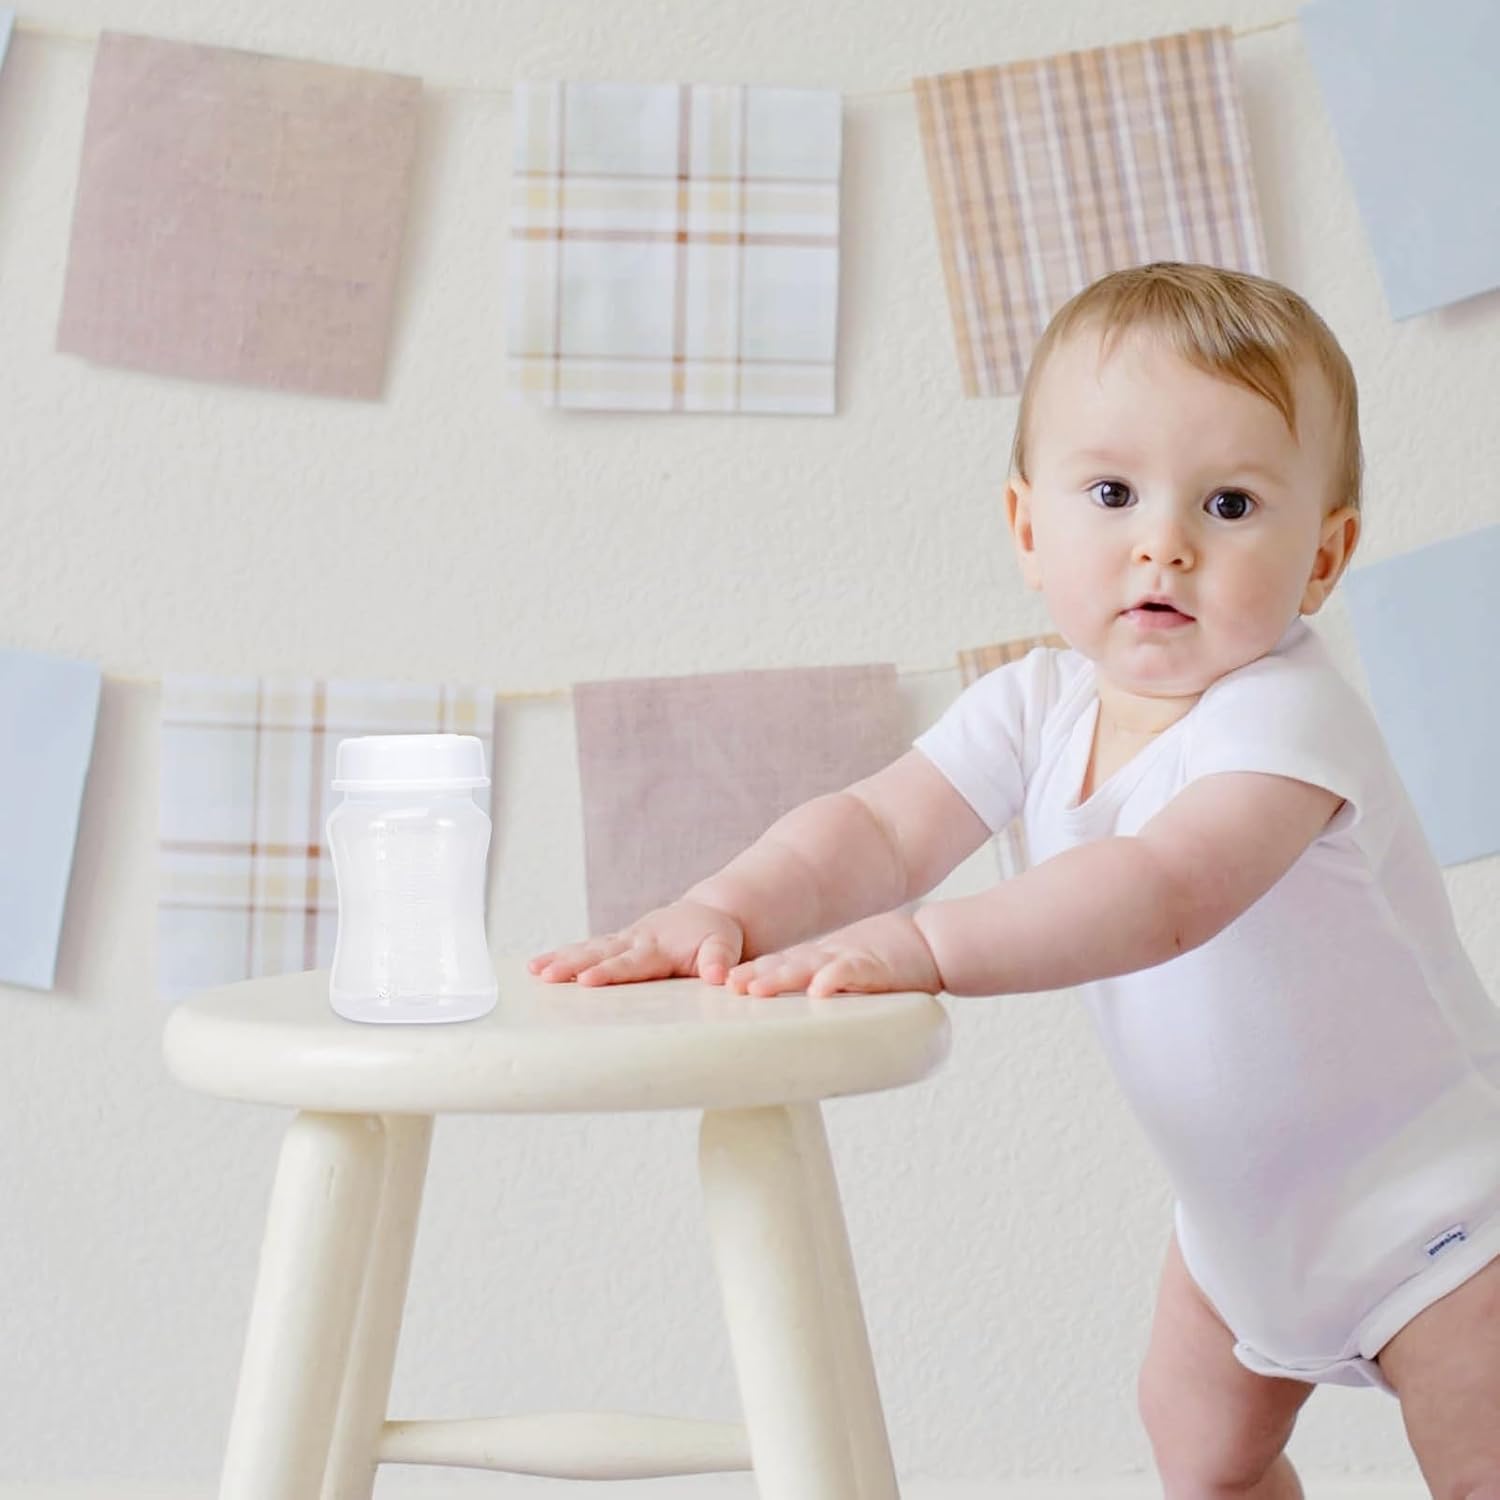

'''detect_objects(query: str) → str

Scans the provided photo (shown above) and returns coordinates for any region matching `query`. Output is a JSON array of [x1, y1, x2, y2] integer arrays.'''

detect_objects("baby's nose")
[[1132, 527, 1195, 569]]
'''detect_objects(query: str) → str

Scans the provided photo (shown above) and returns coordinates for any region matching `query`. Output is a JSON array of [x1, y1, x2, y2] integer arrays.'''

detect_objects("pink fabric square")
[[57, 32, 420, 399], [574, 665, 905, 937]]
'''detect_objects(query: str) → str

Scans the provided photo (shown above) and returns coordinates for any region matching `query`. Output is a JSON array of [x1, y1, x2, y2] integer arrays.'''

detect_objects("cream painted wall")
[[3, 0, 1497, 1493]]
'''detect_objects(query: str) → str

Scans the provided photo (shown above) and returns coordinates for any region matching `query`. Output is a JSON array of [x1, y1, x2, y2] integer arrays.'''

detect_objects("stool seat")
[[163, 953, 950, 1114]]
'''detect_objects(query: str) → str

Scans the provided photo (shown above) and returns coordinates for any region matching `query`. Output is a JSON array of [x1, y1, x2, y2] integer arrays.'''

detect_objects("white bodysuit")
[[913, 619, 1500, 1391]]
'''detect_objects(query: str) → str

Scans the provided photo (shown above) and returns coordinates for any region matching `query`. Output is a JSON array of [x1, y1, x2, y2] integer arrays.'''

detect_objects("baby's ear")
[[1005, 476, 1043, 590], [1300, 503, 1361, 615]]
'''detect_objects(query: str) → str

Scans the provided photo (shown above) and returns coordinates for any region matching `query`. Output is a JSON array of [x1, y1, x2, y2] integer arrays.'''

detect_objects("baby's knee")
[[1138, 1367, 1294, 1496]]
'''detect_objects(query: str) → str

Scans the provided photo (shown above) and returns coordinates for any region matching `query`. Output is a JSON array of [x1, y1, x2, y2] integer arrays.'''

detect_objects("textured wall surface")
[[2, 0, 1497, 1493]]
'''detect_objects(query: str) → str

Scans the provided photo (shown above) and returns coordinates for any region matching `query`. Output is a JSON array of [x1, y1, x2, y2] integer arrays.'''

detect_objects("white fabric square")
[[741, 243, 839, 363], [562, 82, 681, 177], [159, 720, 259, 846], [744, 87, 842, 179], [559, 235, 678, 358], [509, 79, 842, 414]]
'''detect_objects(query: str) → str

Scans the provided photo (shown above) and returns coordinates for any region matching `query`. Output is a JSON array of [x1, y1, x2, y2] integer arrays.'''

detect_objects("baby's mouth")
[[1122, 600, 1196, 627]]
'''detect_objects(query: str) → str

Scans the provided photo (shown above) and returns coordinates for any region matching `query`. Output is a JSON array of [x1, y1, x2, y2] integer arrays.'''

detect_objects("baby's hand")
[[529, 900, 744, 987], [726, 912, 943, 999]]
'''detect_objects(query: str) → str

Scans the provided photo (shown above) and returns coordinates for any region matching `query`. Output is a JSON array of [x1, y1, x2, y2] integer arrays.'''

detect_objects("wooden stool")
[[163, 954, 950, 1500]]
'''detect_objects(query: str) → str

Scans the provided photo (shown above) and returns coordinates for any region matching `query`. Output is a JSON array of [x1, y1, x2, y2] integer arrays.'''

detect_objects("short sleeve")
[[1183, 640, 1389, 851], [913, 647, 1064, 832]]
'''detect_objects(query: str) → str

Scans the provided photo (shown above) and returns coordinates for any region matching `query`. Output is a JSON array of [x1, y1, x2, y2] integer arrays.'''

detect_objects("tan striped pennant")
[[915, 29, 1267, 398]]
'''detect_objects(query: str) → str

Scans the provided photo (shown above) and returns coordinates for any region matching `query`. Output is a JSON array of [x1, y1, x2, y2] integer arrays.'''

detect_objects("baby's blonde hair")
[[1009, 262, 1363, 514]]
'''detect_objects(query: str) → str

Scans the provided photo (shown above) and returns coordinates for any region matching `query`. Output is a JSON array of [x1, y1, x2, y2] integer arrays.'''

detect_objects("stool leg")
[[699, 1105, 861, 1500], [218, 1111, 386, 1500], [319, 1114, 434, 1500], [788, 1103, 900, 1500]]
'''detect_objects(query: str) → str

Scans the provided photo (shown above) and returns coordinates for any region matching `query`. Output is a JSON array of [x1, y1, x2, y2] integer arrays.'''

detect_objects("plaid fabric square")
[[915, 29, 1267, 397], [957, 633, 1067, 878], [57, 32, 420, 400], [573, 665, 904, 937], [158, 676, 494, 1000], [508, 81, 842, 414]]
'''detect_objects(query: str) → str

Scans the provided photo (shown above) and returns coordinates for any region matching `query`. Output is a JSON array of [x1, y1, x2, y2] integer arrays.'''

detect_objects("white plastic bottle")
[[326, 733, 497, 1024]]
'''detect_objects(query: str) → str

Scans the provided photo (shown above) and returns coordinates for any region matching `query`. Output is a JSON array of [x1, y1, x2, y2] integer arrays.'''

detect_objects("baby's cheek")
[[1215, 571, 1301, 654], [1047, 576, 1110, 643]]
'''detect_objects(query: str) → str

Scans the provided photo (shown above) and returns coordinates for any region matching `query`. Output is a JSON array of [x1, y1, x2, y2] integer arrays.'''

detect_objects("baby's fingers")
[[531, 937, 627, 982], [808, 954, 889, 997], [575, 944, 672, 986], [695, 934, 740, 985], [728, 952, 819, 997], [808, 957, 860, 997]]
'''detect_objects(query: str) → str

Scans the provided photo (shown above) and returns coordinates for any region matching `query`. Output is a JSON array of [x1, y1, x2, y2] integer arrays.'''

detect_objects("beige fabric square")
[[957, 633, 1067, 877], [158, 676, 493, 1000], [508, 81, 842, 414], [57, 32, 420, 399], [915, 28, 1267, 397], [574, 665, 904, 936]]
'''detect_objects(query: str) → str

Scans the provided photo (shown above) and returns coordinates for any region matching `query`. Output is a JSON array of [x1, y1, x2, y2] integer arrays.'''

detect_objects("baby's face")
[[1009, 325, 1355, 701]]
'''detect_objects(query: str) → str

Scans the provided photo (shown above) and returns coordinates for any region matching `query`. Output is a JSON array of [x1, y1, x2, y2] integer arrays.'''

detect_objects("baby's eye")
[[1088, 480, 1134, 509], [1206, 490, 1255, 521]]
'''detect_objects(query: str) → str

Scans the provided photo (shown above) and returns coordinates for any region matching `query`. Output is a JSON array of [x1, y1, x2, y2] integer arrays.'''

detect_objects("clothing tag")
[[1423, 1224, 1467, 1259]]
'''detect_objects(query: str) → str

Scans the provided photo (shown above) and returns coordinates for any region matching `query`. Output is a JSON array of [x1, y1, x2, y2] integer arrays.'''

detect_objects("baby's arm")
[[690, 749, 993, 959], [532, 750, 993, 985], [912, 771, 1344, 996]]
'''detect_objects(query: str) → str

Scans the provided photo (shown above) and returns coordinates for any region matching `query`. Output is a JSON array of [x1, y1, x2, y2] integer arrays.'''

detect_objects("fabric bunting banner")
[[573, 664, 904, 937], [1300, 0, 1500, 319], [57, 32, 421, 399], [914, 27, 1267, 397], [508, 80, 843, 414], [158, 676, 493, 1000], [1344, 526, 1500, 866], [0, 649, 101, 990]]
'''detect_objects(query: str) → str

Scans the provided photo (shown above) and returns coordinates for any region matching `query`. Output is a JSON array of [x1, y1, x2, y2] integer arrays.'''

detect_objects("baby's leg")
[[1138, 1233, 1314, 1499], [1376, 1253, 1500, 1499]]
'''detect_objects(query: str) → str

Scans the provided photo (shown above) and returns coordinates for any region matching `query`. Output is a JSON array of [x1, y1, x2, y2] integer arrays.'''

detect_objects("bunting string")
[[9, 13, 1298, 99], [8, 3, 1293, 697], [95, 658, 977, 700]]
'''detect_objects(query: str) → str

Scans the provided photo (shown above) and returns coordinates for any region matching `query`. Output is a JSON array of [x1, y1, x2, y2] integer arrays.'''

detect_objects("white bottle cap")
[[331, 733, 490, 792]]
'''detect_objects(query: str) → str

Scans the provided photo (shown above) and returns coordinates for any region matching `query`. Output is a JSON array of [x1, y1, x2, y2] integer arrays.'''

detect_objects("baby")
[[531, 263, 1500, 1500]]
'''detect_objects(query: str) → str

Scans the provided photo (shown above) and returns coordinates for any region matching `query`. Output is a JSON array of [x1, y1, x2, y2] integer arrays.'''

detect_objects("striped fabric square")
[[573, 665, 904, 937], [957, 633, 1067, 877], [915, 29, 1267, 397], [158, 676, 493, 1000], [508, 81, 842, 414], [57, 32, 420, 400]]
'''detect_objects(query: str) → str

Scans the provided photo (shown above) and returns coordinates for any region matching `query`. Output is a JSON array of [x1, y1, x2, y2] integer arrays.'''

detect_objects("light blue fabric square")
[[0, 12, 13, 72], [1344, 526, 1500, 866], [0, 649, 102, 989], [1300, 0, 1500, 318]]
